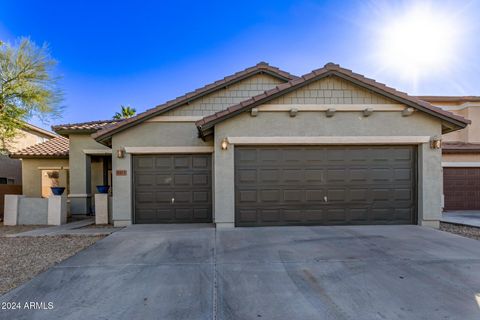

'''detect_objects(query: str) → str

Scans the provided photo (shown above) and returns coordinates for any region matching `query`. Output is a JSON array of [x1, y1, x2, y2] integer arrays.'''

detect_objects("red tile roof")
[[196, 63, 470, 137], [52, 119, 123, 135], [10, 136, 69, 159], [92, 62, 297, 144]]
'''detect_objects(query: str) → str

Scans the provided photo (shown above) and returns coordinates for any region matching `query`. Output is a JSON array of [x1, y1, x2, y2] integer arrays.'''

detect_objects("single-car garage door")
[[133, 154, 212, 223], [235, 146, 417, 226], [444, 167, 480, 210]]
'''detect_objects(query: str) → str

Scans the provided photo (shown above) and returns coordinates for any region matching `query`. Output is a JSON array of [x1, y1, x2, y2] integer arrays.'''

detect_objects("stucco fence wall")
[[109, 111, 442, 227], [213, 111, 443, 228]]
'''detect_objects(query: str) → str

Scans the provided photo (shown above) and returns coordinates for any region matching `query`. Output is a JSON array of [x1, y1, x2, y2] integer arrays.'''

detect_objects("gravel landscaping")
[[0, 224, 104, 295], [440, 222, 480, 240]]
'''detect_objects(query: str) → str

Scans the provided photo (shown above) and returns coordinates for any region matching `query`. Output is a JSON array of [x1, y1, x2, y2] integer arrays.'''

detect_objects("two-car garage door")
[[235, 146, 417, 226]]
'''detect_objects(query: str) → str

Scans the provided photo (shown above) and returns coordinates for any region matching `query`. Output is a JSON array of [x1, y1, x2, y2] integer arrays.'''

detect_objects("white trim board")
[[442, 162, 480, 167], [227, 136, 430, 145], [37, 166, 69, 170], [124, 146, 214, 154], [257, 104, 406, 112]]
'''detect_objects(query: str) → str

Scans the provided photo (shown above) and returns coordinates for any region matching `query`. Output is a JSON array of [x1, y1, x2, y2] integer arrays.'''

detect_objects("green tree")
[[0, 37, 63, 152], [113, 105, 136, 119]]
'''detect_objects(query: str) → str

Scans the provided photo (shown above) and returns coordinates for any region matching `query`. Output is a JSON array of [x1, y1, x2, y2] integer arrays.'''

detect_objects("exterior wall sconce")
[[250, 108, 259, 117], [221, 138, 229, 150], [430, 136, 442, 149], [116, 148, 125, 158], [402, 107, 415, 117], [326, 108, 336, 117], [289, 108, 298, 117], [363, 107, 373, 117]]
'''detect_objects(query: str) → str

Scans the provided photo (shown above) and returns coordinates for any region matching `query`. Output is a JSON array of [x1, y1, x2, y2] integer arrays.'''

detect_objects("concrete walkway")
[[1, 224, 480, 319], [442, 211, 480, 228], [7, 218, 121, 237]]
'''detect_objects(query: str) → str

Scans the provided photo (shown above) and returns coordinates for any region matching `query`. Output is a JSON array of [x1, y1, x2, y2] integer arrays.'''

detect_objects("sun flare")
[[373, 2, 465, 80]]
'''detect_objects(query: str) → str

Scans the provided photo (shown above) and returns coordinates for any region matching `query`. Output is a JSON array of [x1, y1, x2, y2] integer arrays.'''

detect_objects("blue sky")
[[1, 0, 479, 130]]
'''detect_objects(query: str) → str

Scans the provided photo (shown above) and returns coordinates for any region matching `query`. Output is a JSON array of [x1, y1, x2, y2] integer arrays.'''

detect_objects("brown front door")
[[444, 167, 480, 210], [235, 146, 417, 226], [133, 154, 212, 223]]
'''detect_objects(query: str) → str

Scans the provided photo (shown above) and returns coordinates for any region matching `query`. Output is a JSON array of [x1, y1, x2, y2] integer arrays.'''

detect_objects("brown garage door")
[[133, 154, 212, 223], [444, 167, 480, 210], [235, 146, 417, 226]]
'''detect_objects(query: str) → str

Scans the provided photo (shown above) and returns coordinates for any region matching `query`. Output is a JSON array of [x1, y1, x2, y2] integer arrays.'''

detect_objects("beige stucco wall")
[[164, 74, 285, 116], [8, 128, 53, 152], [68, 134, 111, 214], [21, 158, 69, 197], [214, 110, 442, 227]]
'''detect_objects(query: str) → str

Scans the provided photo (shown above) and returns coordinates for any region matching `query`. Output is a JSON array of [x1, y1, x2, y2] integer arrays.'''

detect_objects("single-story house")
[[11, 62, 473, 228]]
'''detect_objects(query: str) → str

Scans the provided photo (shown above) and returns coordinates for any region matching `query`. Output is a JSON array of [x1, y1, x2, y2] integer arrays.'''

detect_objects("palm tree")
[[113, 105, 136, 119]]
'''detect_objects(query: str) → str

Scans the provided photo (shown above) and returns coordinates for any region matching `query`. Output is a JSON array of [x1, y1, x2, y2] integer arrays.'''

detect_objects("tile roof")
[[92, 62, 297, 144], [417, 96, 480, 104], [196, 63, 470, 137], [442, 141, 480, 153], [10, 136, 69, 159], [52, 119, 123, 135]]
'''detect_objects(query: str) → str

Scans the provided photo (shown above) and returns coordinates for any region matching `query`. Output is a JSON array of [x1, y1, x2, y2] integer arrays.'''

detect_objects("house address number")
[[116, 170, 127, 176]]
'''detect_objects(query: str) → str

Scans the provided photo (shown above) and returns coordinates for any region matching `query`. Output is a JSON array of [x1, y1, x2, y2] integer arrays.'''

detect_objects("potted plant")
[[48, 171, 65, 195], [96, 185, 110, 194]]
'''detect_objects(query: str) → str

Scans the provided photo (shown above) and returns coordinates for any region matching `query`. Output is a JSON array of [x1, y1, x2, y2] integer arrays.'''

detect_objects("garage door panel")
[[260, 190, 280, 202], [155, 174, 172, 185], [136, 157, 155, 169], [238, 169, 257, 183], [136, 174, 156, 186], [239, 190, 257, 202], [174, 174, 192, 186], [259, 169, 279, 182], [284, 190, 302, 202], [192, 174, 209, 186], [444, 167, 480, 210], [260, 209, 280, 222], [154, 157, 171, 169], [305, 189, 325, 202], [235, 146, 416, 226], [134, 154, 212, 223]]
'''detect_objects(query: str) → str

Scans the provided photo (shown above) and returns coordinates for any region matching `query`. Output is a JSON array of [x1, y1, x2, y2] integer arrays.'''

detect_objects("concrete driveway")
[[1, 224, 480, 320]]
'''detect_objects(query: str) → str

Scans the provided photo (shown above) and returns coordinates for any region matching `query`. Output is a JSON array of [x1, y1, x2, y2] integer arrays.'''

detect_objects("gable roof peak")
[[93, 62, 297, 144], [196, 62, 470, 137]]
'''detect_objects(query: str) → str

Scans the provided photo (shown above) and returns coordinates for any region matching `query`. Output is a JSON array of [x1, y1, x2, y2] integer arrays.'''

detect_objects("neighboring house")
[[10, 62, 471, 228], [1, 123, 57, 185], [10, 136, 69, 198], [418, 96, 480, 210]]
